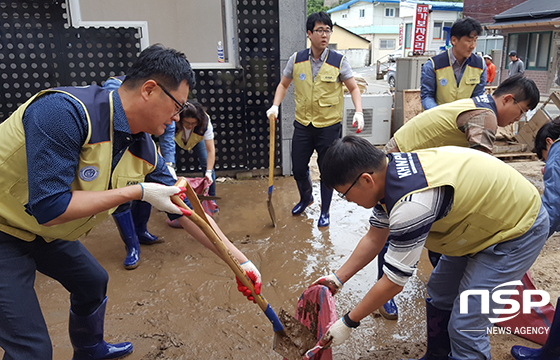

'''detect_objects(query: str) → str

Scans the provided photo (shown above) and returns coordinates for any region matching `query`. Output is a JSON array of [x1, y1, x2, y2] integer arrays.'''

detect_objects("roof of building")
[[333, 23, 372, 42], [494, 0, 560, 20], [346, 25, 400, 35], [328, 0, 399, 13], [404, 0, 463, 12]]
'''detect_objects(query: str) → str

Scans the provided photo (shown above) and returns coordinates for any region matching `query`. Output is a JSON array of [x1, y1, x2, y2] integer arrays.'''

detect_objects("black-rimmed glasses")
[[312, 28, 332, 35], [512, 97, 528, 122], [339, 172, 373, 200], [156, 82, 188, 117]]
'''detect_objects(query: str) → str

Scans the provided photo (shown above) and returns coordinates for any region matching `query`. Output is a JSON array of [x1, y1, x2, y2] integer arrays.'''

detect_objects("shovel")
[[171, 177, 315, 359], [267, 114, 277, 227]]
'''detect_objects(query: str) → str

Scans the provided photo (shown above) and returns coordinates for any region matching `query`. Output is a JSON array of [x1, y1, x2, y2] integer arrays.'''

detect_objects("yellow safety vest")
[[394, 95, 497, 152], [293, 49, 344, 128], [174, 112, 210, 151], [0, 88, 157, 242], [430, 49, 485, 106], [383, 147, 541, 256]]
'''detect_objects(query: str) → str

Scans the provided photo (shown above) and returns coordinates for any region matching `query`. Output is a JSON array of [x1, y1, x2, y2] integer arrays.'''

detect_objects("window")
[[405, 23, 413, 49], [342, 14, 347, 19], [380, 39, 396, 50], [385, 8, 395, 17], [433, 21, 454, 40], [360, 9, 365, 17], [507, 32, 551, 71]]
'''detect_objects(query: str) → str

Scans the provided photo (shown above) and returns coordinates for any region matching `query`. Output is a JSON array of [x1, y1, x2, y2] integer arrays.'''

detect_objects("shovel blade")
[[272, 309, 316, 360], [267, 192, 276, 227]]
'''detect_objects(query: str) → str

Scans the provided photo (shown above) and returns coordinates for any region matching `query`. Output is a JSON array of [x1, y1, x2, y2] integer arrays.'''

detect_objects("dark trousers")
[[291, 121, 342, 181], [0, 231, 108, 359]]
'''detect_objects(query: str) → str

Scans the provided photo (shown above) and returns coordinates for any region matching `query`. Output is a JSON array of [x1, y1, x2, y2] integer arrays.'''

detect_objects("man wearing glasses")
[[313, 136, 548, 360], [0, 44, 261, 360], [266, 11, 363, 228]]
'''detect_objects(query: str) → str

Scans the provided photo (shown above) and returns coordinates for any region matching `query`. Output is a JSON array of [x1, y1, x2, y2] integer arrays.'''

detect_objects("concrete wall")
[[337, 49, 371, 68], [278, 0, 306, 175]]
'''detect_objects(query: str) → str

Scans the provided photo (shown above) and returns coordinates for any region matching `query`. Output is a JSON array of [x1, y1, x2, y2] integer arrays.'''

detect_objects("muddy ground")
[[6, 157, 560, 360]]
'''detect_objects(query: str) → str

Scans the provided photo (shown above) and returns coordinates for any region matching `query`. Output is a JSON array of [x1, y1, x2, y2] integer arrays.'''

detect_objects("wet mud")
[[6, 159, 559, 359]]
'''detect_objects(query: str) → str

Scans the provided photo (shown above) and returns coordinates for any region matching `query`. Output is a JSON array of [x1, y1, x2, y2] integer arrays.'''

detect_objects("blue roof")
[[348, 25, 400, 35], [328, 0, 400, 13], [406, 0, 463, 12]]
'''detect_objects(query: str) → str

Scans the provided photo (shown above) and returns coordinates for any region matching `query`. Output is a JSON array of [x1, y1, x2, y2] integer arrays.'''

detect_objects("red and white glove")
[[311, 273, 343, 295], [139, 183, 190, 216], [352, 112, 364, 134], [205, 170, 213, 185], [236, 260, 262, 303], [266, 105, 279, 121]]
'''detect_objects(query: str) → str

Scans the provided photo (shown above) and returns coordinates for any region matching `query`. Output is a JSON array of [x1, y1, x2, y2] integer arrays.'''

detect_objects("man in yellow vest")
[[420, 18, 487, 110], [0, 44, 261, 360], [376, 74, 539, 322], [312, 136, 548, 360], [266, 11, 363, 228]]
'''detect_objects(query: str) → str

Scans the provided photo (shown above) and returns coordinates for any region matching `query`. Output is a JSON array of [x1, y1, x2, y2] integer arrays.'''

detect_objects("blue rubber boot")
[[511, 296, 560, 360], [405, 298, 451, 360], [292, 174, 314, 215], [112, 210, 140, 270], [131, 201, 161, 245], [318, 182, 332, 227], [378, 243, 398, 320], [69, 297, 133, 360]]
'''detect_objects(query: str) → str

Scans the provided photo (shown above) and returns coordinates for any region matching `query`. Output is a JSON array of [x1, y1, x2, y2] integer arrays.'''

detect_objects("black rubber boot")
[[511, 296, 560, 360], [405, 298, 451, 360], [69, 297, 133, 360], [292, 175, 314, 215]]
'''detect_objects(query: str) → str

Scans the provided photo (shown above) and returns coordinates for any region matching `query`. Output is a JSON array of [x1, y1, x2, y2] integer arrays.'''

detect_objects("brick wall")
[[497, 70, 550, 96], [463, 0, 526, 24]]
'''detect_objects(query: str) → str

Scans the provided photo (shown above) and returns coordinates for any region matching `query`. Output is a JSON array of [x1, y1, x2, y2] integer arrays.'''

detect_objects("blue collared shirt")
[[542, 141, 560, 236], [23, 89, 174, 224], [420, 50, 487, 110]]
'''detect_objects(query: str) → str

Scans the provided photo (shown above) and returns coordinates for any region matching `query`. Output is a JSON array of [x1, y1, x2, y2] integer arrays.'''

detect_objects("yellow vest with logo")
[[384, 147, 541, 256], [394, 95, 497, 152], [293, 49, 344, 128], [174, 112, 210, 151], [430, 50, 485, 106], [0, 88, 157, 242]]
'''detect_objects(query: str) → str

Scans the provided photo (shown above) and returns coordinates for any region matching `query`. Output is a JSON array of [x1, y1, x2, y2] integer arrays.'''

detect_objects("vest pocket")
[[464, 76, 480, 85], [318, 95, 340, 107]]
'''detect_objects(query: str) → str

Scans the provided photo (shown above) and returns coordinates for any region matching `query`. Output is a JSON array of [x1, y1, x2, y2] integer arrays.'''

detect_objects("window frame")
[[359, 9, 365, 17], [385, 8, 395, 17], [506, 31, 552, 71], [380, 38, 396, 50]]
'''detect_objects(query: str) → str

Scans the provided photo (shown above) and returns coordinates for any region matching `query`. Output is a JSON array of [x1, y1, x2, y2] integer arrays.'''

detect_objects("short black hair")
[[123, 44, 196, 90], [321, 135, 386, 190], [450, 17, 482, 39], [307, 12, 332, 33], [533, 116, 560, 160], [493, 74, 540, 110]]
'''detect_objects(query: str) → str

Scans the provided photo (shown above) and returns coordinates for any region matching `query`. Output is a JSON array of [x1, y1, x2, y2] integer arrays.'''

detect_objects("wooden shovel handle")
[[171, 178, 268, 312]]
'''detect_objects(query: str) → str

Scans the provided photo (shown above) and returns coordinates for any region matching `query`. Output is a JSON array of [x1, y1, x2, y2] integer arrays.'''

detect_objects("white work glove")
[[266, 104, 279, 121], [236, 260, 263, 303], [319, 315, 357, 348], [139, 183, 186, 215], [166, 163, 177, 180], [311, 273, 343, 295], [205, 170, 213, 185], [352, 112, 364, 134]]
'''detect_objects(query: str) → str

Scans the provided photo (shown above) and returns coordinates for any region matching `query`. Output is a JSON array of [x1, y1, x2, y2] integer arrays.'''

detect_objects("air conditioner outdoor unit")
[[342, 93, 392, 145]]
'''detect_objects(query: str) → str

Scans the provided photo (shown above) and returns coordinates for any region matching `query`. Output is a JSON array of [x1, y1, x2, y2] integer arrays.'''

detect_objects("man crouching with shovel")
[[311, 135, 548, 360]]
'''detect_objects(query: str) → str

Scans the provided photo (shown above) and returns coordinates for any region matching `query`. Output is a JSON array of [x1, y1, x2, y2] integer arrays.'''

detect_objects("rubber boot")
[[131, 201, 161, 245], [292, 175, 314, 215], [112, 210, 140, 270], [378, 244, 398, 320], [405, 298, 451, 360], [317, 182, 332, 227], [69, 297, 133, 360], [511, 296, 560, 360]]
